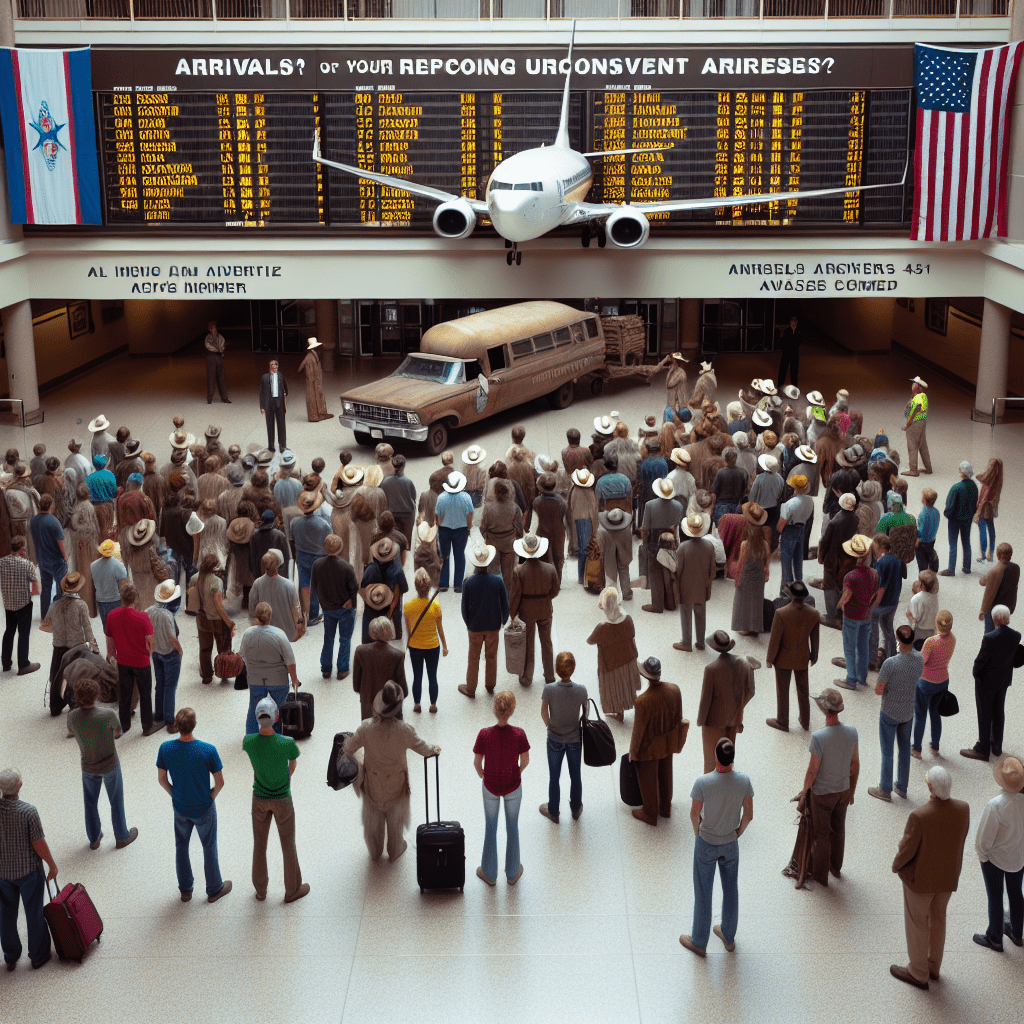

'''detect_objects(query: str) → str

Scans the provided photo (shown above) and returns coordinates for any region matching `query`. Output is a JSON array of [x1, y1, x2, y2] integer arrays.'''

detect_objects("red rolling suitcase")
[[44, 879, 103, 962]]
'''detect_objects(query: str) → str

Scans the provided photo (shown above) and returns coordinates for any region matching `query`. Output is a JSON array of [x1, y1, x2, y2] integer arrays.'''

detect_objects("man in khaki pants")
[[889, 766, 970, 989], [242, 696, 310, 904], [902, 376, 931, 477]]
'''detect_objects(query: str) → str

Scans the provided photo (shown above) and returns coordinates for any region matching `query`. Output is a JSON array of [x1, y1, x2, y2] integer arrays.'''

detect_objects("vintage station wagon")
[[338, 301, 607, 454]]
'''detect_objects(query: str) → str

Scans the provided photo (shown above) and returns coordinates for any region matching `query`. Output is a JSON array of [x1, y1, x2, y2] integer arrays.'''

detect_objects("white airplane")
[[313, 27, 906, 265]]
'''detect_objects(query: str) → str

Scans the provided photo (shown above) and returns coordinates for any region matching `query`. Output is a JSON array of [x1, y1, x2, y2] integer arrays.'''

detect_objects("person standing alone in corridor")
[[205, 320, 231, 405], [259, 359, 289, 453]]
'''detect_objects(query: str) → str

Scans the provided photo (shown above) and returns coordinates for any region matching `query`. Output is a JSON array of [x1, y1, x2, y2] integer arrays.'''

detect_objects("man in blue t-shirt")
[[869, 533, 907, 671], [28, 494, 66, 619], [156, 708, 230, 903]]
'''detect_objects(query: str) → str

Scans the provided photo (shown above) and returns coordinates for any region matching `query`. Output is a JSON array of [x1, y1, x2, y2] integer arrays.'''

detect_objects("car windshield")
[[394, 355, 464, 385]]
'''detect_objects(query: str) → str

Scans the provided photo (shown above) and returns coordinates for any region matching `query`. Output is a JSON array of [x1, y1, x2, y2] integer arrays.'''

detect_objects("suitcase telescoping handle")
[[423, 752, 441, 824]]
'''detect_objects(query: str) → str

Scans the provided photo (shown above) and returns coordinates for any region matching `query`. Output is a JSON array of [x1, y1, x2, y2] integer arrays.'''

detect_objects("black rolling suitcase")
[[280, 681, 314, 740], [416, 755, 465, 893]]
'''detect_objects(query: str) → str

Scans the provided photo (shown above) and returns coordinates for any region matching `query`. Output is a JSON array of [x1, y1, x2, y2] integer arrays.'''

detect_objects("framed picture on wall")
[[67, 301, 92, 340], [924, 298, 948, 337]]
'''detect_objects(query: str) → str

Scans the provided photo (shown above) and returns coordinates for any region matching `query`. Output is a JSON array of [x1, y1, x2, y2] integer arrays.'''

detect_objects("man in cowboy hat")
[[360, 537, 408, 642], [290, 491, 331, 627], [766, 581, 820, 732], [88, 415, 116, 467], [309, 534, 359, 682], [696, 631, 757, 774], [352, 616, 407, 722], [91, 539, 127, 633], [204, 319, 231, 404], [105, 583, 162, 737], [691, 360, 717, 408], [258, 358, 289, 453], [802, 688, 859, 887], [903, 376, 931, 477], [641, 477, 684, 614], [459, 541, 509, 698], [666, 352, 690, 412], [961, 604, 1021, 762], [509, 533, 560, 688], [629, 656, 686, 826], [889, 765, 969, 988], [673, 514, 716, 652], [242, 696, 309, 904], [568, 467, 599, 586], [836, 534, 883, 690], [666, 447, 696, 511], [817, 493, 859, 628], [776, 315, 802, 388], [680, 738, 754, 958], [597, 506, 633, 601], [776, 474, 813, 594], [972, 756, 1024, 953], [250, 550, 304, 643], [272, 451, 302, 511]]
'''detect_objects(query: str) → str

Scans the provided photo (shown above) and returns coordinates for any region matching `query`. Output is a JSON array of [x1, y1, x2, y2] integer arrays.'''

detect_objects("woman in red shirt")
[[473, 691, 530, 886]]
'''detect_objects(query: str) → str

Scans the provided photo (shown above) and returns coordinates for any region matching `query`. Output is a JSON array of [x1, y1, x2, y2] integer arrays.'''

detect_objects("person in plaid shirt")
[[0, 536, 40, 676]]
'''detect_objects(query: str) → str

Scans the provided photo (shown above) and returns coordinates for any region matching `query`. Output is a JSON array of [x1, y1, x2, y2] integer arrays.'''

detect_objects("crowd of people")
[[1, 364, 1022, 988]]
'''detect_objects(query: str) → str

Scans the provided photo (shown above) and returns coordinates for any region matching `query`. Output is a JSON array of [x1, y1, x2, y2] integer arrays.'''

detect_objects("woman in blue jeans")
[[239, 602, 301, 735], [538, 651, 587, 823], [912, 610, 955, 756], [435, 472, 474, 592], [473, 691, 530, 886]]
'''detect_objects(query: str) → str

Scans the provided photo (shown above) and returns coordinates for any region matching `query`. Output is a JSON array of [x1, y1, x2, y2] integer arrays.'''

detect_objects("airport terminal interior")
[[3, 0, 1024, 1021]]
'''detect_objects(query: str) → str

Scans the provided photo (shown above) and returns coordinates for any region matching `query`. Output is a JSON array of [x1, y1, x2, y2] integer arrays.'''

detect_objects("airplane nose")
[[488, 191, 542, 242], [489, 191, 528, 216]]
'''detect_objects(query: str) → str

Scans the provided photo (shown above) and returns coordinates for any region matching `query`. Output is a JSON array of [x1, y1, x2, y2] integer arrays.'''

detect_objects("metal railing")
[[15, 0, 1010, 18], [990, 397, 1024, 428]]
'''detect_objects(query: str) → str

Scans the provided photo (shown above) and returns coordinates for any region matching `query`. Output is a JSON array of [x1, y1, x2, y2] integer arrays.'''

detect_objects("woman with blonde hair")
[[732, 503, 771, 636], [912, 609, 955, 758], [404, 567, 447, 714], [586, 587, 641, 721], [975, 457, 1003, 563], [473, 690, 530, 886]]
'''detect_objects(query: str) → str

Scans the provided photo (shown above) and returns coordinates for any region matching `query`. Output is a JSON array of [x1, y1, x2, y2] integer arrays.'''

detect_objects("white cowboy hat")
[[128, 519, 157, 547], [699, 361, 713, 373], [534, 454, 555, 475], [416, 521, 438, 544], [752, 410, 772, 428], [681, 513, 710, 538], [155, 580, 182, 603], [805, 390, 825, 406], [306, 336, 322, 350], [909, 376, 929, 389], [783, 385, 801, 401], [757, 454, 779, 473], [169, 430, 196, 450], [571, 468, 594, 488], [795, 444, 818, 464], [461, 446, 486, 466], [443, 471, 467, 493], [513, 533, 549, 560], [652, 477, 676, 500], [669, 447, 691, 468], [88, 415, 110, 433], [758, 379, 778, 396], [340, 465, 364, 486], [185, 511, 205, 536], [593, 415, 615, 435], [671, 351, 690, 362], [467, 542, 496, 568]]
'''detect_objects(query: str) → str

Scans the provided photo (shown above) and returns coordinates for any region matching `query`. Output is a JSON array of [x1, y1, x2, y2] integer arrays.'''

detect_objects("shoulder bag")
[[579, 697, 616, 767]]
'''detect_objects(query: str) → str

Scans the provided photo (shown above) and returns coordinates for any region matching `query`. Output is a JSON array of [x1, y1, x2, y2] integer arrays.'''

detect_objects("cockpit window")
[[494, 182, 542, 192]]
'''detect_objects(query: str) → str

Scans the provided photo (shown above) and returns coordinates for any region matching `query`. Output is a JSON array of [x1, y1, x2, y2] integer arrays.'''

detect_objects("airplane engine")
[[605, 207, 650, 249], [433, 199, 477, 240]]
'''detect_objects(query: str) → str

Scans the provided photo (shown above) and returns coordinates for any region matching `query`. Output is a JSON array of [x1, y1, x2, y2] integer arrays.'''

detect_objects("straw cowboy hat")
[[805, 390, 825, 406], [513, 533, 549, 560], [467, 542, 496, 568], [155, 579, 182, 603], [169, 430, 196, 450], [842, 534, 872, 559], [416, 521, 438, 545], [443, 471, 468, 493], [60, 572, 86, 594], [681, 513, 710, 538], [994, 756, 1024, 793], [909, 375, 929, 389], [571, 468, 595, 488], [226, 518, 256, 545], [741, 502, 768, 527], [296, 491, 320, 513], [370, 537, 398, 562], [340, 465, 364, 486], [670, 448, 691, 468], [88, 415, 110, 433], [462, 446, 486, 466], [128, 519, 157, 547], [306, 336, 322, 350], [593, 415, 615, 435], [652, 477, 676, 500], [98, 539, 117, 558], [364, 584, 393, 611]]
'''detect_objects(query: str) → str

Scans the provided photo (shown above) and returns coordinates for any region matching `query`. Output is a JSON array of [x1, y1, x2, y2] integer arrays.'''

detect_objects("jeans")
[[246, 684, 289, 735], [0, 868, 50, 966], [174, 803, 223, 896], [546, 739, 582, 818], [481, 781, 522, 883], [82, 764, 130, 844], [869, 604, 898, 669], [713, 501, 739, 526], [575, 518, 593, 583], [438, 526, 469, 589], [692, 836, 739, 949], [174, 552, 196, 591], [878, 712, 912, 794], [39, 560, 67, 620], [779, 524, 805, 591], [978, 518, 996, 554], [841, 616, 871, 685], [296, 551, 319, 619], [152, 650, 181, 724], [947, 518, 972, 572], [2, 602, 32, 669], [409, 645, 441, 705], [118, 663, 153, 732], [981, 859, 1024, 947], [984, 611, 995, 635], [321, 607, 355, 674], [912, 678, 948, 751]]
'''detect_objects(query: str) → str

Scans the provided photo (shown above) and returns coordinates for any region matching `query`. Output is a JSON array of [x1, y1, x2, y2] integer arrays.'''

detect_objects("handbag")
[[936, 689, 959, 717], [579, 698, 616, 767], [504, 621, 527, 676], [186, 582, 200, 615]]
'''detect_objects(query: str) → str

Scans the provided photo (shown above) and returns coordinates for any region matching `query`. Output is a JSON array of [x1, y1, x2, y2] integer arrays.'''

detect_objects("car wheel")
[[547, 382, 574, 410], [424, 422, 448, 456], [352, 431, 374, 448], [589, 376, 605, 396]]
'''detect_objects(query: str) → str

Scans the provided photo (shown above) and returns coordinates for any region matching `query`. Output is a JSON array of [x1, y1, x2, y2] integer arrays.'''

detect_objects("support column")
[[314, 298, 338, 374], [1, 301, 42, 424], [974, 297, 1012, 423]]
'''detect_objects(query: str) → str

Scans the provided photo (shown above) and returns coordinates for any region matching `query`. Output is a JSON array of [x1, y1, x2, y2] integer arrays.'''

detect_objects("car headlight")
[[342, 402, 354, 414], [407, 412, 420, 425]]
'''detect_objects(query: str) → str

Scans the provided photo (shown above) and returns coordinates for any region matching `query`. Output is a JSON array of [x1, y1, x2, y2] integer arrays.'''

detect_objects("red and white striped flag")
[[912, 41, 1024, 242]]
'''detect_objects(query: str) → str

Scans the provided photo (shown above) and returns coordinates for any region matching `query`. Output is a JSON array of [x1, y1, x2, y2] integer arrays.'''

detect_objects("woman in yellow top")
[[404, 567, 448, 714]]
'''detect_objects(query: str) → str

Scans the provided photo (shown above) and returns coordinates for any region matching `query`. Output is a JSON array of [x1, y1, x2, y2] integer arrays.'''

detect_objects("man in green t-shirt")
[[902, 376, 931, 477], [242, 696, 308, 903]]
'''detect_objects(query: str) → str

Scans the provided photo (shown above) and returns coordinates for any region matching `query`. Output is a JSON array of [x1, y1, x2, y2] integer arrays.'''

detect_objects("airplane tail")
[[553, 21, 576, 150]]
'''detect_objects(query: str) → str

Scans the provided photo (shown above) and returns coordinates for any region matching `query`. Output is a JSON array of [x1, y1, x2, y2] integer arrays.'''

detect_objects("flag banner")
[[0, 47, 102, 225], [912, 41, 1024, 242]]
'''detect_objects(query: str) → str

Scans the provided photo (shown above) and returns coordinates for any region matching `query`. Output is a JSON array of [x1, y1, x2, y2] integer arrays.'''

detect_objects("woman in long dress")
[[69, 483, 101, 617], [297, 338, 333, 422], [586, 587, 641, 721], [732, 503, 771, 636]]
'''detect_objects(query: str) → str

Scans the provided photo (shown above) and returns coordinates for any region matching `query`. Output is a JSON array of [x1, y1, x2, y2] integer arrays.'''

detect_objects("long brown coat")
[[509, 558, 560, 623], [767, 600, 821, 670], [352, 641, 408, 723], [675, 537, 716, 606], [630, 680, 685, 761], [297, 350, 334, 422], [697, 654, 755, 730]]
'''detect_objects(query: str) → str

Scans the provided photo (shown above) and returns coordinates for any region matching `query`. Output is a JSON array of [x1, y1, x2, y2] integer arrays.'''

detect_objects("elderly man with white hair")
[[961, 604, 1021, 763], [889, 765, 970, 989], [0, 767, 59, 970], [940, 461, 979, 577]]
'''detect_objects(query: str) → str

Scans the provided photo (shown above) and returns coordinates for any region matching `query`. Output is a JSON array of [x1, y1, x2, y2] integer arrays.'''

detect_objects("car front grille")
[[349, 403, 408, 426]]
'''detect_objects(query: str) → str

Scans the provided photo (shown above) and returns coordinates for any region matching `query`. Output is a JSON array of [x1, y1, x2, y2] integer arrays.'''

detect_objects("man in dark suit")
[[889, 766, 970, 989], [259, 359, 289, 452], [961, 604, 1020, 761], [696, 630, 756, 774], [766, 581, 820, 732]]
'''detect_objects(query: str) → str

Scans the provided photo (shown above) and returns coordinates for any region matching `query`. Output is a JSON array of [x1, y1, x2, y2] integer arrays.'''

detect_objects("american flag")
[[912, 41, 1024, 242]]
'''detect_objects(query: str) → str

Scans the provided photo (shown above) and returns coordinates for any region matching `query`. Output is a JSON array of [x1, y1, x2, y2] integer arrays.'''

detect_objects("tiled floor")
[[2, 336, 1023, 1023]]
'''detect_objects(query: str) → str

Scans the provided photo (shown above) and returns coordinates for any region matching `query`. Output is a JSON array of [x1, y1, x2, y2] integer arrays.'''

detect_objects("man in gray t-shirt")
[[539, 652, 588, 824], [803, 688, 859, 887], [869, 625, 922, 802], [680, 738, 754, 957]]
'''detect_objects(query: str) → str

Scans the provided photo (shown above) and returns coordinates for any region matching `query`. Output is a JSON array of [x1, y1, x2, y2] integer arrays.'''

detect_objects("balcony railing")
[[16, 0, 1008, 17]]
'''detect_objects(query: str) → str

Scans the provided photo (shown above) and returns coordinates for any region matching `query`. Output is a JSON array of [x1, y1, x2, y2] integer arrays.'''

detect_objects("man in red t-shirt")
[[105, 583, 159, 735], [835, 535, 883, 691]]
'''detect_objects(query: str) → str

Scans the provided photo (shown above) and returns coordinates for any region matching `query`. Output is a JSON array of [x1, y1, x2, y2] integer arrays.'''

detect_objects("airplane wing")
[[565, 164, 908, 221], [312, 131, 488, 213]]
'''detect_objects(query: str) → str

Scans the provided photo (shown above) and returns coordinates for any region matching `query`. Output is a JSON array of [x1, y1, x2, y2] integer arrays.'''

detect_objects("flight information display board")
[[97, 87, 910, 229]]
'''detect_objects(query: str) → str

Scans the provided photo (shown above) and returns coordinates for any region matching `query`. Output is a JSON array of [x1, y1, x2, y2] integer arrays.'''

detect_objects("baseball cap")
[[255, 696, 278, 724]]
